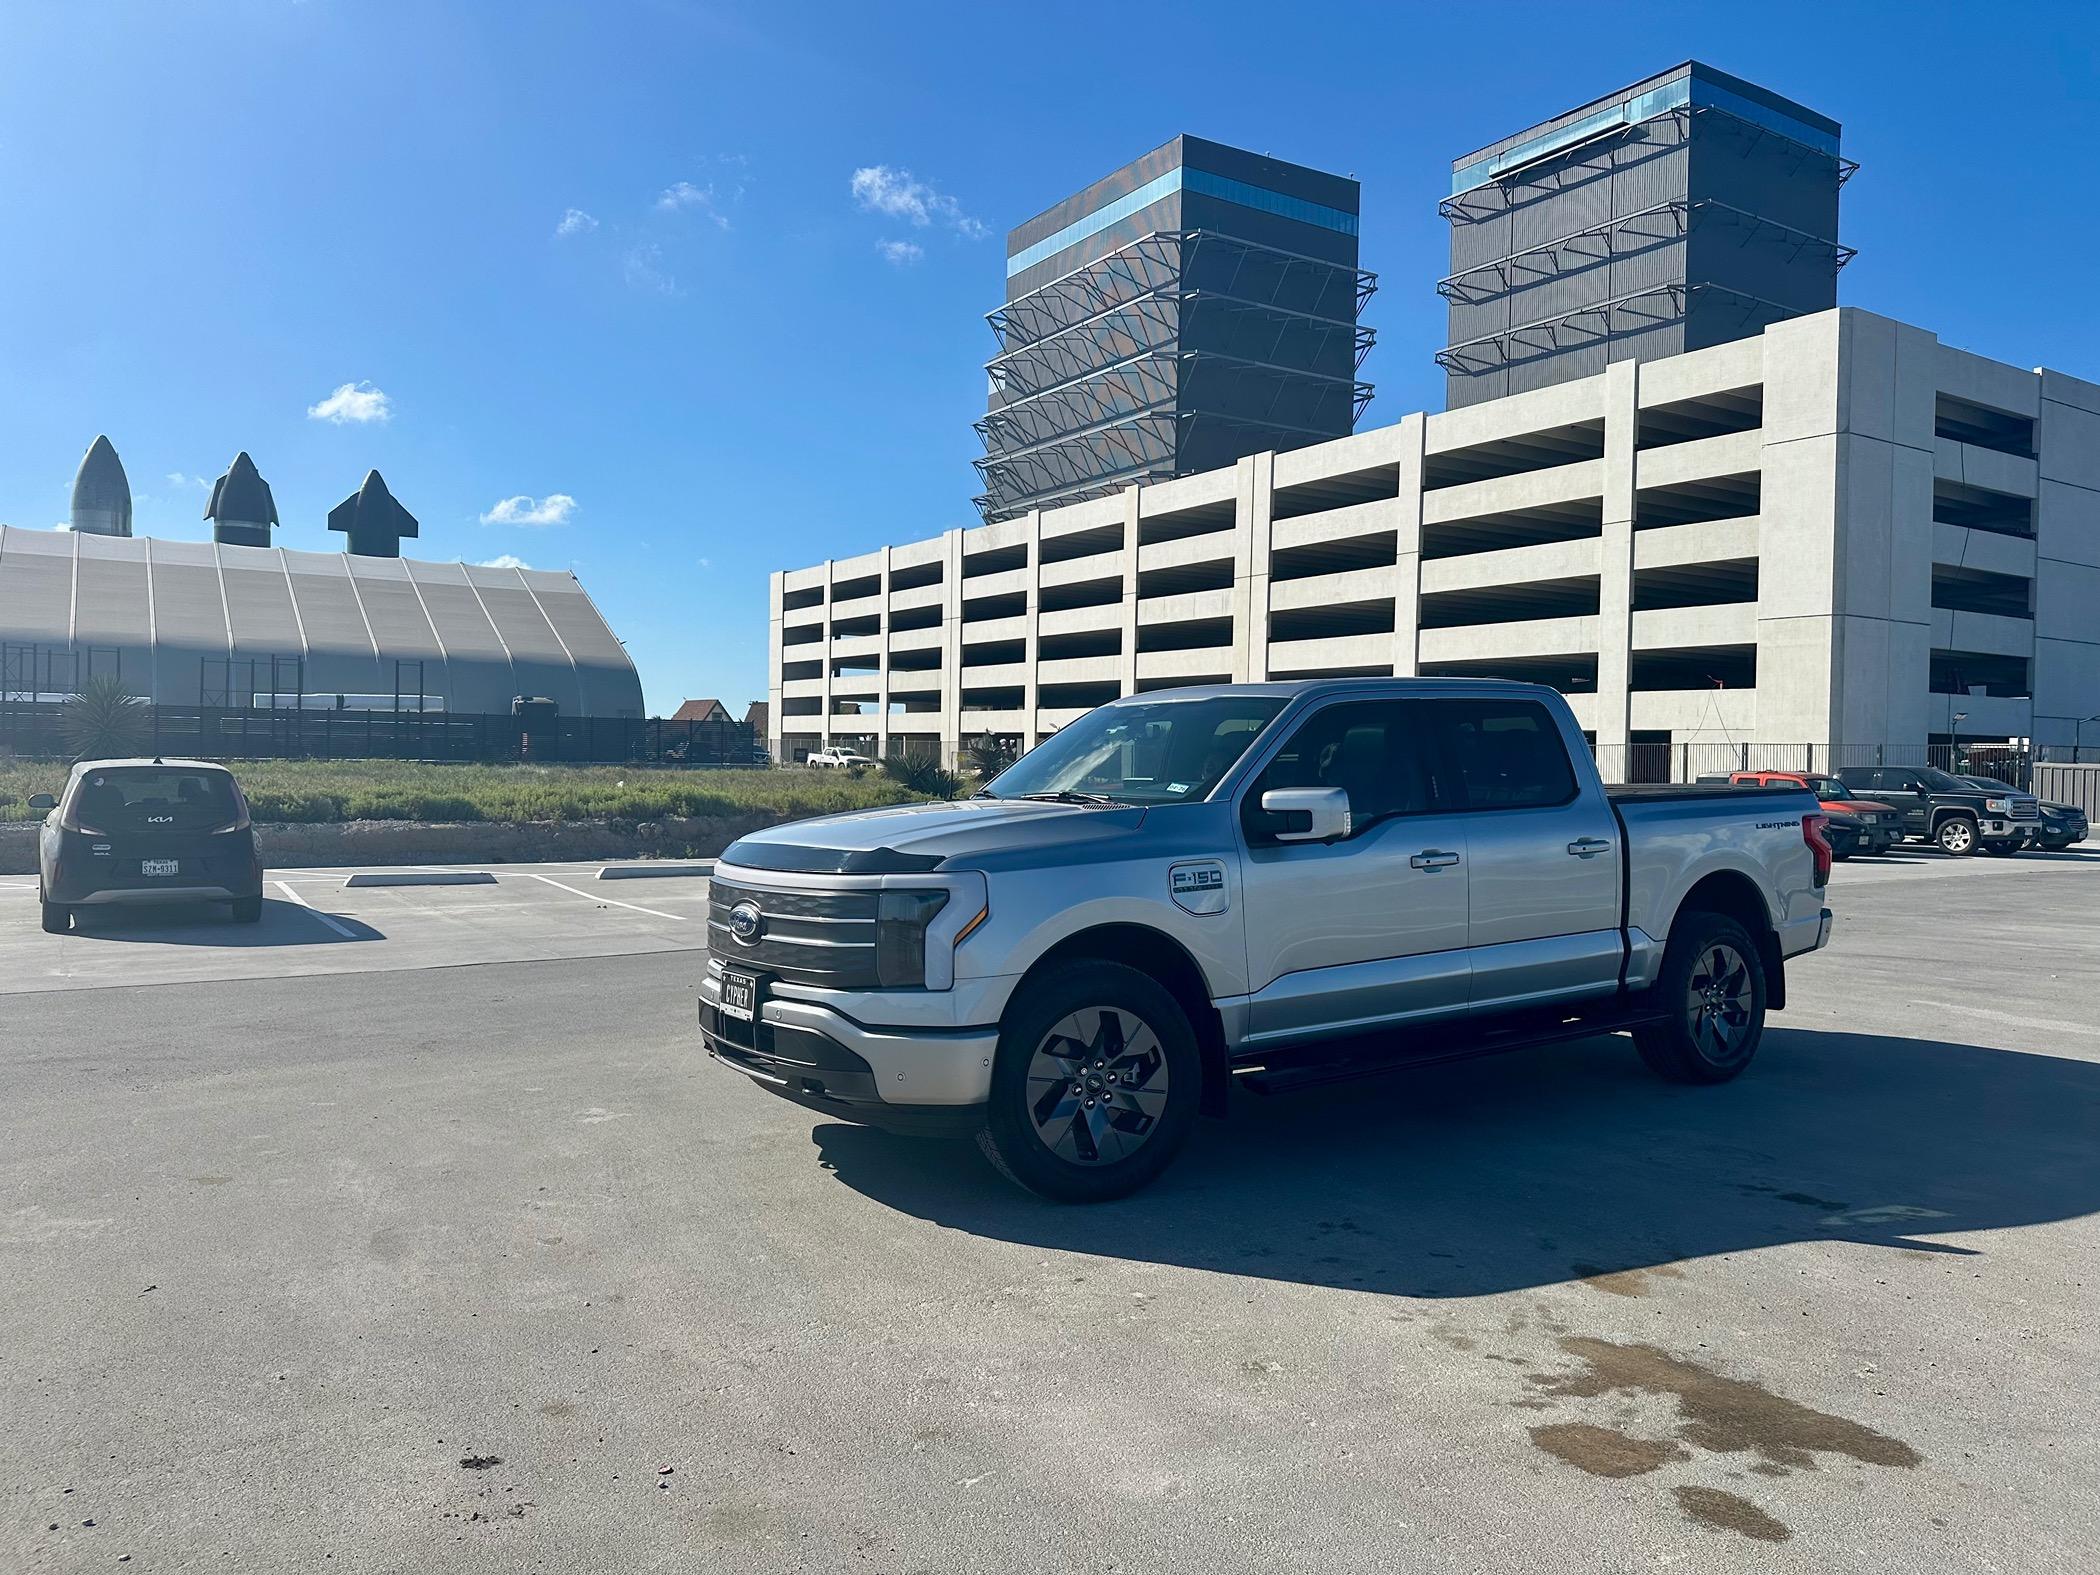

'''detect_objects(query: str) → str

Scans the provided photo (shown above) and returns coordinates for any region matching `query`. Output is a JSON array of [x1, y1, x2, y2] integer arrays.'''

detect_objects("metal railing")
[[1589, 741, 2041, 790], [0, 702, 756, 768]]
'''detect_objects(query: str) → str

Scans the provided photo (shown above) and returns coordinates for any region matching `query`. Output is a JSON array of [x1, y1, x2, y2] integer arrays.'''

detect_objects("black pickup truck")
[[1845, 765, 2040, 855]]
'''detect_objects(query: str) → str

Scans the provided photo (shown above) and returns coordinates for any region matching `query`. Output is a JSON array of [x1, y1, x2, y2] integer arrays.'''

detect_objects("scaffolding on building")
[[975, 229, 1376, 523], [1437, 98, 1860, 387]]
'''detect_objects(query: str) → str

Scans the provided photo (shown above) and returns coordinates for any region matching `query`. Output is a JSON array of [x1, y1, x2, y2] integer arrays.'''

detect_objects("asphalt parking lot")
[[3, 846, 2096, 1573]]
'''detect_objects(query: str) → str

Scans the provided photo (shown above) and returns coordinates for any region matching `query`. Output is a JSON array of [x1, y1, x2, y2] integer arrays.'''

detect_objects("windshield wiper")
[[1014, 790, 1118, 806]]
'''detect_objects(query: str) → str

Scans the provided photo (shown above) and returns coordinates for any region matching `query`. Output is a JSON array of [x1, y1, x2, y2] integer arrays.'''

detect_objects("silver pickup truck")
[[699, 679, 1834, 1201]]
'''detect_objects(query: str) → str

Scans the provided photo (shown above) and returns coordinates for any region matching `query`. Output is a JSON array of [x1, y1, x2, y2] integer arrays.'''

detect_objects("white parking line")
[[272, 880, 359, 939], [513, 871, 688, 923]]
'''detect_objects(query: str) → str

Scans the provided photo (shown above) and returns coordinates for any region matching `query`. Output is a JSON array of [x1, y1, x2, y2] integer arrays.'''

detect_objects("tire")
[[1633, 911, 1768, 1085], [1935, 816, 1978, 856], [39, 897, 69, 935], [976, 960, 1201, 1203], [229, 895, 263, 923], [1981, 841, 2016, 858]]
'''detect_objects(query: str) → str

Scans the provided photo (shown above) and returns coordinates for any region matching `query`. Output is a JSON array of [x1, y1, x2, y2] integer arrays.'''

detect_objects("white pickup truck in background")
[[701, 679, 1836, 1200]]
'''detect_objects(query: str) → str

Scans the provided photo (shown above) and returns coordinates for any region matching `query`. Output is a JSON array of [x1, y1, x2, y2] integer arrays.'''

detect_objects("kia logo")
[[727, 901, 763, 944], [147, 815, 173, 824]]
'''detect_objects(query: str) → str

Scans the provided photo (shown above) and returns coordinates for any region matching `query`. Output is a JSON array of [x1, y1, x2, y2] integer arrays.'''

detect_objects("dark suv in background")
[[1846, 766, 2041, 856], [1956, 775, 2089, 852], [31, 759, 264, 933]]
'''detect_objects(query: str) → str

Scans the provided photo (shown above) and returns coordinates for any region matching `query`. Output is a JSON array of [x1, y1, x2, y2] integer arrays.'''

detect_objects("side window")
[[1249, 700, 1433, 829], [1426, 700, 1578, 811]]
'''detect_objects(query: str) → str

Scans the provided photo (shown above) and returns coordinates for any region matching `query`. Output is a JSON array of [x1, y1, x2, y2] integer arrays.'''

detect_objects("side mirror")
[[1260, 787, 1352, 843], [27, 792, 57, 812]]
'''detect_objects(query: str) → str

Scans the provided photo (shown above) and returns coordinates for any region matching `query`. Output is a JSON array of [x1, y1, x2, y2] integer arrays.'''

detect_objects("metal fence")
[[0, 702, 756, 768], [1589, 741, 2041, 789], [2032, 763, 2100, 818]]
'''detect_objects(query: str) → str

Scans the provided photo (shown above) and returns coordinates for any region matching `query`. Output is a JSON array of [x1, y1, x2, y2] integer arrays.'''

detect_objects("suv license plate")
[[142, 859, 180, 878], [718, 968, 760, 1022]]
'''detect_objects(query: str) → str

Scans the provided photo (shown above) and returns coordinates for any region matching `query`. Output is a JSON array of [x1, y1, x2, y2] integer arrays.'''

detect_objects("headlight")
[[1984, 798, 2009, 814], [874, 890, 950, 988]]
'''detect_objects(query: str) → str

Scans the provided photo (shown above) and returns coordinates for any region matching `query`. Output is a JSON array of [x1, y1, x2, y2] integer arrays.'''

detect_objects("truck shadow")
[[811, 1027, 2100, 1298]]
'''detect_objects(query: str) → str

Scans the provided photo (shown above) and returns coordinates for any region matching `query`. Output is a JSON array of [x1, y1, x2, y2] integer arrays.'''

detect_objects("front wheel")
[[1935, 816, 1978, 856], [1633, 912, 1767, 1085], [977, 960, 1201, 1202]]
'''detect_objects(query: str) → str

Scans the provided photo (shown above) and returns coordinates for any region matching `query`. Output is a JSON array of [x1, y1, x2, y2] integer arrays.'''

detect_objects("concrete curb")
[[0, 812, 784, 877], [598, 862, 715, 880], [343, 871, 498, 888]]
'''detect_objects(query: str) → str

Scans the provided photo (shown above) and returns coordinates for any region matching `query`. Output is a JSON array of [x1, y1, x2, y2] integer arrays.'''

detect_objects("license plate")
[[141, 859, 180, 878], [718, 968, 760, 1022]]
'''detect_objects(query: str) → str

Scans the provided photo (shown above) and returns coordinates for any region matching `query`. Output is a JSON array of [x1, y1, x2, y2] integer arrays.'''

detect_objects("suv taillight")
[[1803, 813, 1833, 887]]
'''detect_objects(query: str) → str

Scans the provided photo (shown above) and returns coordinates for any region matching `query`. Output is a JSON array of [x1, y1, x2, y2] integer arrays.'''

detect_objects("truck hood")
[[719, 796, 1148, 874]]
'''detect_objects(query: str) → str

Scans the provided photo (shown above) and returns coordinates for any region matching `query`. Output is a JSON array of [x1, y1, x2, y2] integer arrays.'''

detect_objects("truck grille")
[[2011, 799, 2040, 821], [707, 879, 880, 988]]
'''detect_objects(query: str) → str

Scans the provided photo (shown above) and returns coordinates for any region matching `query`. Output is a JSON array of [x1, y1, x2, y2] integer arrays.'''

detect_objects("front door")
[[1418, 696, 1624, 1011], [1237, 698, 1473, 1046]]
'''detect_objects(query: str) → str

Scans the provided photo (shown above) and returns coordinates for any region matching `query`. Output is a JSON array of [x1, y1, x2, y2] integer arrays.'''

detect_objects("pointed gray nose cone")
[[327, 468, 420, 558], [205, 451, 279, 548], [70, 435, 133, 537]]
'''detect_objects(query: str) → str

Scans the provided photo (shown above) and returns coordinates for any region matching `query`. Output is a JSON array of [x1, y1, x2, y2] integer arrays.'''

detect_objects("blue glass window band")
[[1008, 166, 1359, 279]]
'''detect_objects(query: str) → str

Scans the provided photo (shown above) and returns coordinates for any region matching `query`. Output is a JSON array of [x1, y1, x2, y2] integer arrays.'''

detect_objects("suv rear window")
[[70, 768, 241, 832]]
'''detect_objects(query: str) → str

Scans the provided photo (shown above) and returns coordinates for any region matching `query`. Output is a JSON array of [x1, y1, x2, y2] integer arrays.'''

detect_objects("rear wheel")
[[39, 896, 69, 935], [229, 895, 263, 923], [977, 960, 1200, 1203], [1633, 912, 1767, 1085], [1935, 816, 1978, 856]]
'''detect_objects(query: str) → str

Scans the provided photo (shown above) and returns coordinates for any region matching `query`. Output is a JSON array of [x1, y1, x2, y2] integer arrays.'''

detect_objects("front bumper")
[[71, 884, 251, 906], [698, 964, 997, 1127]]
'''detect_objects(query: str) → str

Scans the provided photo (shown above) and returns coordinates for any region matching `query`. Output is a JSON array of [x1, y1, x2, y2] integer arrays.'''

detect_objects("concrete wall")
[[774, 308, 2098, 773]]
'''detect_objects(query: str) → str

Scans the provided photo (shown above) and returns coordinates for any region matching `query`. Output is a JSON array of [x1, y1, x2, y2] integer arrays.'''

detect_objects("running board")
[[1231, 999, 1669, 1097]]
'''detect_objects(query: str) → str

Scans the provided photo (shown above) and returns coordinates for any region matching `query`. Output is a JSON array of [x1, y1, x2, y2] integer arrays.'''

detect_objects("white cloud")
[[166, 472, 210, 488], [622, 242, 676, 294], [480, 493, 576, 528], [850, 165, 986, 240], [877, 238, 925, 266], [307, 380, 393, 424], [479, 553, 533, 570], [696, 556, 712, 570], [555, 207, 598, 238], [656, 180, 732, 229]]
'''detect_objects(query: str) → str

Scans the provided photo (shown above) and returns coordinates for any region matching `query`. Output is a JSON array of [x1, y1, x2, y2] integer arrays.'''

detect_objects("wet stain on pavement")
[[1531, 1338, 1922, 1473], [537, 1401, 575, 1419], [1676, 1484, 1792, 1542], [1528, 1422, 1686, 1478], [458, 1454, 503, 1471], [1570, 1263, 1684, 1298]]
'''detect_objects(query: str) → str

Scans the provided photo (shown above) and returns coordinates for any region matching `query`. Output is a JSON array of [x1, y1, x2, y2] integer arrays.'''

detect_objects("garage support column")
[[1594, 359, 1639, 757], [767, 570, 785, 761], [1117, 488, 1140, 697], [818, 557, 835, 750], [875, 545, 892, 761], [939, 528, 964, 770], [1390, 414, 1426, 677], [1232, 452, 1274, 683], [1023, 509, 1042, 748]]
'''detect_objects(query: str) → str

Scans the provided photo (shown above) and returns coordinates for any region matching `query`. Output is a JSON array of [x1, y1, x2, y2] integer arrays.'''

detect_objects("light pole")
[[2077, 714, 2100, 764]]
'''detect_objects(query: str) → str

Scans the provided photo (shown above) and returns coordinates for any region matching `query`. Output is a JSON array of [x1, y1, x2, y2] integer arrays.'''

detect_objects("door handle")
[[1567, 837, 1614, 858], [1410, 850, 1461, 870]]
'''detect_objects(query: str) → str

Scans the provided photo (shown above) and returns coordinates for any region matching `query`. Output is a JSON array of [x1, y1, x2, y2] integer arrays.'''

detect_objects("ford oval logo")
[[727, 901, 763, 945]]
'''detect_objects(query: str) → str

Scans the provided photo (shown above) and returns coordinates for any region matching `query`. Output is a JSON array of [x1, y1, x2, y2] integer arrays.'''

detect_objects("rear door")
[[1237, 697, 1473, 1045], [1856, 768, 1927, 835], [1420, 697, 1625, 1011]]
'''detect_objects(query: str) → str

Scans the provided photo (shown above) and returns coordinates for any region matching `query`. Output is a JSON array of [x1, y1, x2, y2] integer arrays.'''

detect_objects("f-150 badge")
[[1169, 860, 1229, 915]]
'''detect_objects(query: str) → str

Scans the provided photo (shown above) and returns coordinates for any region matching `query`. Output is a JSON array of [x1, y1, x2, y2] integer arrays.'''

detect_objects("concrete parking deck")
[[2, 850, 2095, 1573]]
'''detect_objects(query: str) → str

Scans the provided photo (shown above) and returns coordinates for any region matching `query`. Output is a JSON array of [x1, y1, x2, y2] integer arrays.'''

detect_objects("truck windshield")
[[982, 695, 1286, 805]]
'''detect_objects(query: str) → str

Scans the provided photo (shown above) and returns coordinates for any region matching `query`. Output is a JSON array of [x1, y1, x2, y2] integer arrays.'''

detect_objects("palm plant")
[[883, 750, 963, 800], [964, 732, 1017, 781], [60, 674, 149, 761]]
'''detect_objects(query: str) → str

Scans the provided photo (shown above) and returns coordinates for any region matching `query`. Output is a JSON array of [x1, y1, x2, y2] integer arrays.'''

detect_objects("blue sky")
[[3, 1, 2095, 715]]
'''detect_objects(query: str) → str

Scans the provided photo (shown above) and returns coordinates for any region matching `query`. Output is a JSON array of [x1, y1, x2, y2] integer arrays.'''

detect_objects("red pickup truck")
[[1729, 771, 1906, 855]]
